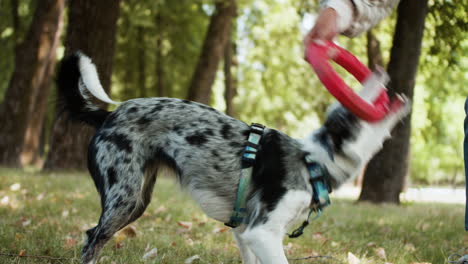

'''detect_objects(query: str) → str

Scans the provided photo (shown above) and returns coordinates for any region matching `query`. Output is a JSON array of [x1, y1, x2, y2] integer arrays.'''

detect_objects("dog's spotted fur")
[[57, 53, 410, 264]]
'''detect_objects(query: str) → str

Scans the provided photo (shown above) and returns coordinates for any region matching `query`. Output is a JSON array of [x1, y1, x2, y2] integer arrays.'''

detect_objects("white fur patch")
[[77, 53, 121, 105]]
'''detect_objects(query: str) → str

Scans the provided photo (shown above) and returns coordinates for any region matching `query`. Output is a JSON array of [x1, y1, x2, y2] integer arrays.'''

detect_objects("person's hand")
[[304, 8, 338, 47]]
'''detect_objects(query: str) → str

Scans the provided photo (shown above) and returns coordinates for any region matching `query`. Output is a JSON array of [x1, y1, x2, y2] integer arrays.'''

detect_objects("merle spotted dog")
[[58, 52, 410, 264]]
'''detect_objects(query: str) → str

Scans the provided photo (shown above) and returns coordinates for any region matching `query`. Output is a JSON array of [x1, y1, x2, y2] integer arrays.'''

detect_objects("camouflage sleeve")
[[321, 0, 400, 37]]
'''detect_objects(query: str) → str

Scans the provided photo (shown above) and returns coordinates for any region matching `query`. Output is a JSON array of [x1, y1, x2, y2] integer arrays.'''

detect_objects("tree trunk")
[[224, 30, 237, 117], [10, 0, 19, 47], [366, 30, 384, 71], [44, 0, 121, 170], [0, 0, 65, 167], [155, 11, 165, 97], [358, 0, 429, 203], [137, 26, 146, 98], [187, 0, 237, 104], [21, 13, 65, 166]]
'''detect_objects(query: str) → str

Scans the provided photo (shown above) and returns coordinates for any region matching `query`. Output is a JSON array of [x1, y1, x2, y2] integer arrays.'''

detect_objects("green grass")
[[0, 168, 466, 264]]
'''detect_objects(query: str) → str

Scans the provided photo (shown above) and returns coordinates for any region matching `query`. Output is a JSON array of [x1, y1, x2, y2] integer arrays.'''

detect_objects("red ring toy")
[[306, 40, 391, 122]]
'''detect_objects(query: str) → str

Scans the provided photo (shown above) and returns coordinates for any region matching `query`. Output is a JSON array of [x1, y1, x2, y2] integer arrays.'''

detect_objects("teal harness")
[[225, 123, 332, 238]]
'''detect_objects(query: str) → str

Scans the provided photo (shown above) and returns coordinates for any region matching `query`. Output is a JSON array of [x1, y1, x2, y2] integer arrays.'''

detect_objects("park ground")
[[0, 168, 466, 264]]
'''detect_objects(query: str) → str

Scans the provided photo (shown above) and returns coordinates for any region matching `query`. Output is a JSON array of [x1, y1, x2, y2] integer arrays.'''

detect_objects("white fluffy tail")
[[77, 52, 121, 105]]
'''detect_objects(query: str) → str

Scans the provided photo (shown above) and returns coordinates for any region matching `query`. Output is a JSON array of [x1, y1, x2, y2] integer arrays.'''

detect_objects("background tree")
[[359, 0, 429, 203], [187, 0, 237, 104], [0, 0, 65, 167], [44, 0, 121, 170]]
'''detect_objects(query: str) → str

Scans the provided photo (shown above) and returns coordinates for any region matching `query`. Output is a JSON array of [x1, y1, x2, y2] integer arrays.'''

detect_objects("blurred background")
[[0, 0, 466, 204]]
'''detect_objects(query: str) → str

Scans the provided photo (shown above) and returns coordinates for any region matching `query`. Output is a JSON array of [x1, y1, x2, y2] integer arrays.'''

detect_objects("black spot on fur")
[[101, 133, 133, 153], [221, 124, 233, 139], [185, 133, 208, 146], [127, 107, 138, 114], [173, 125, 182, 133], [251, 130, 287, 213], [204, 129, 214, 136], [324, 107, 360, 153], [138, 116, 152, 126], [211, 150, 219, 157], [158, 99, 170, 104], [213, 164, 222, 172], [87, 135, 106, 208], [151, 104, 164, 113], [107, 167, 117, 187], [123, 185, 133, 196], [182, 99, 193, 104], [229, 141, 242, 148], [101, 112, 119, 129]]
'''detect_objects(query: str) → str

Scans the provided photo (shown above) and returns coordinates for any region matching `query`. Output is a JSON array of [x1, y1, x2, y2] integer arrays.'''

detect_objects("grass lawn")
[[0, 168, 466, 264]]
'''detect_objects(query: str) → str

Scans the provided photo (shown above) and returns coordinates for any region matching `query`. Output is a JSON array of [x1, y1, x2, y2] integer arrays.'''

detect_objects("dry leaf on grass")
[[348, 252, 360, 264], [184, 254, 200, 264], [18, 249, 26, 256], [212, 226, 229, 234], [404, 243, 416, 252], [142, 248, 158, 260], [64, 237, 78, 249], [178, 221, 193, 230], [121, 225, 137, 237], [374, 247, 387, 259]]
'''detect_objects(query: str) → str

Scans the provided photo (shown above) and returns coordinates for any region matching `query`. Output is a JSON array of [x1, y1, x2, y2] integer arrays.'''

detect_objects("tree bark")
[[366, 30, 384, 71], [137, 26, 147, 98], [224, 30, 237, 117], [44, 0, 121, 170], [187, 0, 237, 104], [155, 11, 165, 97], [21, 12, 65, 166], [358, 0, 429, 203], [0, 0, 65, 167]]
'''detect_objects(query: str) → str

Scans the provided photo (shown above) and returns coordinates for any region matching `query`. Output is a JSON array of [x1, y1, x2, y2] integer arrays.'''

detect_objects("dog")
[[57, 52, 410, 264]]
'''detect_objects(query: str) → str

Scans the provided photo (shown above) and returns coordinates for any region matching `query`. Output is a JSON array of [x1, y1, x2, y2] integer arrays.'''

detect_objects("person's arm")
[[305, 0, 399, 44], [325, 0, 400, 37]]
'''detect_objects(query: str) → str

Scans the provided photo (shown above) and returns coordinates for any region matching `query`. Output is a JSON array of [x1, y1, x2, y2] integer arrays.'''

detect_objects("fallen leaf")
[[312, 232, 327, 242], [36, 193, 45, 201], [374, 247, 387, 259], [121, 225, 137, 238], [62, 210, 69, 218], [99, 256, 110, 263], [404, 243, 416, 252], [64, 237, 78, 249], [367, 242, 376, 247], [154, 206, 167, 214], [1, 196, 9, 205], [177, 221, 193, 230], [212, 227, 229, 234], [348, 252, 360, 264], [19, 249, 26, 256], [10, 183, 21, 191], [184, 254, 200, 264], [142, 248, 158, 260]]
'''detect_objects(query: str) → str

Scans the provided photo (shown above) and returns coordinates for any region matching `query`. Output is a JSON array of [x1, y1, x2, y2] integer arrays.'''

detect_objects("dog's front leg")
[[233, 228, 261, 264], [239, 226, 288, 264]]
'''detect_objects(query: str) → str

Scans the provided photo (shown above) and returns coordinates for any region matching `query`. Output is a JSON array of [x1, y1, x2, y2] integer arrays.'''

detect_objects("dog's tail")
[[57, 52, 121, 129]]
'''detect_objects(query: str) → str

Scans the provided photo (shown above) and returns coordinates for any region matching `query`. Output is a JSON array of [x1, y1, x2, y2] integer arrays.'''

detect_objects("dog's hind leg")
[[233, 229, 260, 264], [81, 162, 158, 264]]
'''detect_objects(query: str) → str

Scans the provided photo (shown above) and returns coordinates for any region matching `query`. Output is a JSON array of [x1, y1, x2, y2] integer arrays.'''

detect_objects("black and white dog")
[[58, 52, 410, 264]]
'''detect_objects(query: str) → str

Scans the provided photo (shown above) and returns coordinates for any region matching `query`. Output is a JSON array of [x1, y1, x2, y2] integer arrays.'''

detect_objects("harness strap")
[[288, 155, 332, 238], [225, 123, 265, 228]]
